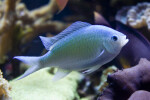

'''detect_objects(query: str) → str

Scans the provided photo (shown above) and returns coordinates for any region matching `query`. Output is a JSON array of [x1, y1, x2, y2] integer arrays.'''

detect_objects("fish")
[[14, 21, 129, 81]]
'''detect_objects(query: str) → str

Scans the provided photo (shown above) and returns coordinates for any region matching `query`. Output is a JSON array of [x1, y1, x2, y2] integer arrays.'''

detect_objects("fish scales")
[[47, 26, 103, 69], [14, 21, 129, 81]]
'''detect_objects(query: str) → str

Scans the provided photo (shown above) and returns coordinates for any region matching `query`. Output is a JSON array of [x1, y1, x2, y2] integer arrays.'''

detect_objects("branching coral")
[[0, 70, 11, 100], [98, 58, 150, 100], [0, 0, 70, 64], [116, 2, 150, 30]]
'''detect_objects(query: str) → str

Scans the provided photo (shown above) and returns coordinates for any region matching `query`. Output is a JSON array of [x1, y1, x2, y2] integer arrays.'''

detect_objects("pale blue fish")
[[14, 21, 129, 81]]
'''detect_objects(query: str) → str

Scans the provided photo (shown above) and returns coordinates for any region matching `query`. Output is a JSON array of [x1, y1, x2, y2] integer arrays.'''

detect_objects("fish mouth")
[[121, 36, 129, 46]]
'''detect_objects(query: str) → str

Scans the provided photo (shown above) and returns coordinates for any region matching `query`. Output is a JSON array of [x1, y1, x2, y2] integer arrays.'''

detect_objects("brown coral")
[[0, 0, 70, 64], [98, 58, 150, 100], [95, 66, 118, 92], [0, 70, 11, 100]]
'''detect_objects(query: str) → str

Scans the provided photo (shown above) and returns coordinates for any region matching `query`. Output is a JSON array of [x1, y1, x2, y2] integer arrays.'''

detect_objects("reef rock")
[[128, 90, 150, 100], [98, 58, 150, 100]]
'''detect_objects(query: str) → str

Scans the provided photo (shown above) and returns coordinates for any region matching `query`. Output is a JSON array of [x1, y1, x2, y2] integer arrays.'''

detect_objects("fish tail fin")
[[14, 56, 40, 66], [17, 65, 40, 80], [14, 56, 41, 80]]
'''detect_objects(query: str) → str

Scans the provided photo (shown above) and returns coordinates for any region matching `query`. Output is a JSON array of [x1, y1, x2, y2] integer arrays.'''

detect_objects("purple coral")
[[98, 58, 150, 100]]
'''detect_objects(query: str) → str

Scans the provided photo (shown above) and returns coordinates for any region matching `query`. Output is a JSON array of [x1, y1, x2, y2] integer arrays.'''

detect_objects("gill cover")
[[103, 35, 121, 54]]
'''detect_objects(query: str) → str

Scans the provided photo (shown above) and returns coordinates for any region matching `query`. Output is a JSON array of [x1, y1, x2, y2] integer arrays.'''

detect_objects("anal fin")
[[82, 65, 100, 74], [52, 68, 71, 81]]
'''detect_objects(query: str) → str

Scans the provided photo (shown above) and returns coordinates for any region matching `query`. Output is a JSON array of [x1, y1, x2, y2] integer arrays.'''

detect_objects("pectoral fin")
[[82, 65, 101, 74], [82, 50, 104, 74], [97, 49, 105, 59], [89, 49, 105, 64], [52, 68, 71, 81]]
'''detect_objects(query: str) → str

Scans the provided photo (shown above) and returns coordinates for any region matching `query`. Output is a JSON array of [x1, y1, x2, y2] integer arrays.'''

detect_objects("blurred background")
[[1, 0, 150, 100]]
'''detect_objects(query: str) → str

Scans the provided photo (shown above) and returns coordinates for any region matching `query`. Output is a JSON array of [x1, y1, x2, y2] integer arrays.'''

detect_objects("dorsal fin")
[[39, 21, 91, 50]]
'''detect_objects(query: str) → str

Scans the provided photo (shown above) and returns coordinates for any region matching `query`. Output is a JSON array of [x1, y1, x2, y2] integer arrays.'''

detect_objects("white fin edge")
[[82, 65, 101, 74]]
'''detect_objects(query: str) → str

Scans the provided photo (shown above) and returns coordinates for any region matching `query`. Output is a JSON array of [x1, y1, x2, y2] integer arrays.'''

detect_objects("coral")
[[77, 66, 118, 100], [9, 68, 83, 100], [0, 0, 70, 63], [95, 66, 118, 92], [0, 70, 12, 100], [127, 2, 150, 29], [116, 2, 150, 30], [98, 58, 150, 100]]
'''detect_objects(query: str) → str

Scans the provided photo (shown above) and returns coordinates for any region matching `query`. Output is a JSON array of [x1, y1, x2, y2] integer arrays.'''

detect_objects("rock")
[[98, 58, 150, 100], [128, 90, 150, 100]]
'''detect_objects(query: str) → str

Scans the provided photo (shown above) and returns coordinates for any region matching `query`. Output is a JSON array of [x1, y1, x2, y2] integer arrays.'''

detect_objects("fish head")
[[103, 30, 129, 54]]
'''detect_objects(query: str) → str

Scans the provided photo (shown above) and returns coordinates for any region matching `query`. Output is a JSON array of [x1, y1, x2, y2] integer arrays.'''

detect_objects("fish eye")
[[111, 36, 118, 41]]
